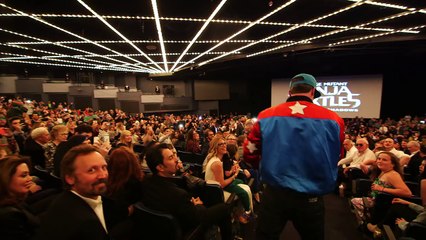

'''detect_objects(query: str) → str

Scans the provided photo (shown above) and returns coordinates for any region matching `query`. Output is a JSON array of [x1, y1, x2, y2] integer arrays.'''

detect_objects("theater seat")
[[132, 202, 202, 240], [383, 222, 426, 240]]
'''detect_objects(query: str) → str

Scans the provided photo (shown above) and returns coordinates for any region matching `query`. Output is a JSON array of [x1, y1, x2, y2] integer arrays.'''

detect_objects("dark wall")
[[190, 41, 426, 118], [2, 41, 425, 119]]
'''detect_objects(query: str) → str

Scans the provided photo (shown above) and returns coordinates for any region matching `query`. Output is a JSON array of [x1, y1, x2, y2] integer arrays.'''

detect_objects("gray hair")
[[31, 127, 49, 139]]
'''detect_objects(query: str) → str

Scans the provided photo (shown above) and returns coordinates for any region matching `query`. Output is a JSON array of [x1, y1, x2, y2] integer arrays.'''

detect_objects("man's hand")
[[392, 198, 410, 205], [395, 218, 407, 225], [191, 197, 203, 205]]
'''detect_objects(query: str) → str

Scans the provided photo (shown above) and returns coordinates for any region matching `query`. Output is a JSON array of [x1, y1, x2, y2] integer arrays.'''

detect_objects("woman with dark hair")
[[185, 129, 201, 154], [0, 156, 39, 240], [350, 151, 412, 233], [106, 146, 144, 207]]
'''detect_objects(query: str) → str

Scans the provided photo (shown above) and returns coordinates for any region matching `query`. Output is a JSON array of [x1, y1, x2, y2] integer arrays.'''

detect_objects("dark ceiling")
[[1, 0, 425, 76]]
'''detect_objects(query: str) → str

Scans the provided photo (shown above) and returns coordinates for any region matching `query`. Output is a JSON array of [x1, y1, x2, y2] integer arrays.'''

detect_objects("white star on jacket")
[[289, 101, 307, 115], [247, 141, 258, 153]]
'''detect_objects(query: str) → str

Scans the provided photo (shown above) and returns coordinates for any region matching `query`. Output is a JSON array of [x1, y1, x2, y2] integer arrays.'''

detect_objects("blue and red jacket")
[[243, 96, 345, 195]]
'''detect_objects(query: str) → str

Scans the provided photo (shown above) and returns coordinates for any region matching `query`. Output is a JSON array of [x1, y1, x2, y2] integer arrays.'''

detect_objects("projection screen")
[[271, 75, 383, 118]]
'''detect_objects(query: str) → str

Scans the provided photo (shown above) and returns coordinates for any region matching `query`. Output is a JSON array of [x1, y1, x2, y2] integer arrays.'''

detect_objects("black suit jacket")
[[0, 204, 39, 240], [141, 175, 208, 233], [23, 137, 46, 168], [37, 191, 127, 240]]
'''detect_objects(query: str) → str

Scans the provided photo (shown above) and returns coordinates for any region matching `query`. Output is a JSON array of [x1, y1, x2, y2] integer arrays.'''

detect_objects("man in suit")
[[141, 143, 233, 240], [22, 127, 50, 168], [37, 144, 127, 240]]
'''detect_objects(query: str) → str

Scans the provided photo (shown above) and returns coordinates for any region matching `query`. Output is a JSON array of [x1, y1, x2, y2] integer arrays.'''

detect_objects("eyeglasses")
[[355, 144, 364, 147], [218, 143, 227, 146]]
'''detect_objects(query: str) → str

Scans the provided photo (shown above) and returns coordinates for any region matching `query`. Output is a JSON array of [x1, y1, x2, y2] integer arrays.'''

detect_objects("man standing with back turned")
[[244, 73, 344, 240]]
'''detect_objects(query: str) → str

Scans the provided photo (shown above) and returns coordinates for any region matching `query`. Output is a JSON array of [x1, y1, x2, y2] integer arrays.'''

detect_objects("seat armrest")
[[383, 225, 396, 240]]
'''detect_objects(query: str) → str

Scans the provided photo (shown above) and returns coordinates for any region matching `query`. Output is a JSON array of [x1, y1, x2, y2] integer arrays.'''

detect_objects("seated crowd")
[[337, 118, 426, 239], [0, 97, 425, 239]]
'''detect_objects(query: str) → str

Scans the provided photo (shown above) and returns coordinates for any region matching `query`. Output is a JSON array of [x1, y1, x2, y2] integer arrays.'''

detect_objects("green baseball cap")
[[289, 73, 321, 98]]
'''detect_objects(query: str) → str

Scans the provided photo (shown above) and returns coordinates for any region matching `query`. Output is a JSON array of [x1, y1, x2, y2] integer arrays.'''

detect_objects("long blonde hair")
[[202, 135, 225, 172]]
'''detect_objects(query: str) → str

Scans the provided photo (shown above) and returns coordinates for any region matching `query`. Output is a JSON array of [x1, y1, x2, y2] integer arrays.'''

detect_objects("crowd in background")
[[0, 96, 426, 239]]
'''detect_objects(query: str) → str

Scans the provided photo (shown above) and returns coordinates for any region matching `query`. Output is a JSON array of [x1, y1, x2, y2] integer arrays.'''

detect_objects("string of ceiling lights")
[[0, 0, 424, 74]]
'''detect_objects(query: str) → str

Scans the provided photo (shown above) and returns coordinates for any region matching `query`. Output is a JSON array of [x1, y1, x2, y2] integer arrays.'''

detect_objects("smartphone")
[[100, 135, 110, 143]]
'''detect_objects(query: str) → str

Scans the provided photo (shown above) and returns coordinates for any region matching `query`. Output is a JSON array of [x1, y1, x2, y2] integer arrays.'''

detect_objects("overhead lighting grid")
[[0, 3, 157, 72]]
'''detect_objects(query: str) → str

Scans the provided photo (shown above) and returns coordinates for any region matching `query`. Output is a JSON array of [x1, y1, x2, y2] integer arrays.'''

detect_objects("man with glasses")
[[340, 138, 377, 193]]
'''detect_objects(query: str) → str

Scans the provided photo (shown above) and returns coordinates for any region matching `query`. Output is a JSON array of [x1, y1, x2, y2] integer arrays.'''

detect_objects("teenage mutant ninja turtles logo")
[[313, 82, 360, 112]]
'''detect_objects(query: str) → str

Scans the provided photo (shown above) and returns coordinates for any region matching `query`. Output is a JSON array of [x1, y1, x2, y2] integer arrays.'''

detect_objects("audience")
[[0, 96, 425, 238]]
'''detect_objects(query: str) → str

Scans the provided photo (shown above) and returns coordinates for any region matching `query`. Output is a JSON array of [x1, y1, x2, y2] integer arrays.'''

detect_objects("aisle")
[[238, 193, 370, 240]]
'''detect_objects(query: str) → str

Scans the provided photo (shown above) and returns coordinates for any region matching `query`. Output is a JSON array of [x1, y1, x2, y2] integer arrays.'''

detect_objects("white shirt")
[[338, 146, 357, 166], [71, 190, 108, 233], [349, 148, 376, 169], [377, 148, 410, 160]]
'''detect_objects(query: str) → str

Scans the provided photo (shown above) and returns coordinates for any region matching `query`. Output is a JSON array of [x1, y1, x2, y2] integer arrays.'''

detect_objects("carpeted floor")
[[238, 193, 371, 240]]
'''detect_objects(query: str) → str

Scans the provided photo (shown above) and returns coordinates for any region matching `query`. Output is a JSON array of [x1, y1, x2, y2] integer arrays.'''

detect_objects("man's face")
[[383, 138, 394, 150], [37, 131, 51, 144], [158, 148, 179, 177], [101, 122, 109, 130], [343, 140, 352, 151], [355, 141, 368, 152], [11, 119, 22, 130], [207, 131, 214, 141], [0, 115, 6, 126], [66, 151, 108, 199]]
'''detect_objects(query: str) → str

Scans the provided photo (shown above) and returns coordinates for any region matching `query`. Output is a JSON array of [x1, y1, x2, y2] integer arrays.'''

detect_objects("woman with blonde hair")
[[116, 130, 134, 152], [203, 136, 254, 223], [44, 124, 68, 172]]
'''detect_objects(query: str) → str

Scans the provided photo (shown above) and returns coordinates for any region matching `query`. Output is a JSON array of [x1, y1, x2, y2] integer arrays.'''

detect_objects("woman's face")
[[123, 134, 132, 143], [57, 130, 69, 142], [217, 140, 228, 156], [9, 163, 33, 196], [376, 153, 393, 172]]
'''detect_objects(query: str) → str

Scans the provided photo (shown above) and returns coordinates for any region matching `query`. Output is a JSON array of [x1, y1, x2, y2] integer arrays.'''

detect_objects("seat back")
[[352, 179, 372, 197], [133, 202, 182, 240], [404, 181, 420, 197], [405, 221, 426, 239]]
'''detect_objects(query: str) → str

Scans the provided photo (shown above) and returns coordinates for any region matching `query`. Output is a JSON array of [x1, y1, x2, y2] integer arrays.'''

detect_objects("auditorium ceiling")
[[0, 0, 425, 76]]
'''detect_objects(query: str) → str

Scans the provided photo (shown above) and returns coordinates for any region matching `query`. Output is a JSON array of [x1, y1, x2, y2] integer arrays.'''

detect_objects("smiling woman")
[[0, 156, 39, 240]]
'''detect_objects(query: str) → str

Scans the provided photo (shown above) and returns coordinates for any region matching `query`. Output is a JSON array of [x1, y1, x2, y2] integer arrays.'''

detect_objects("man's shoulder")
[[47, 191, 86, 211]]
